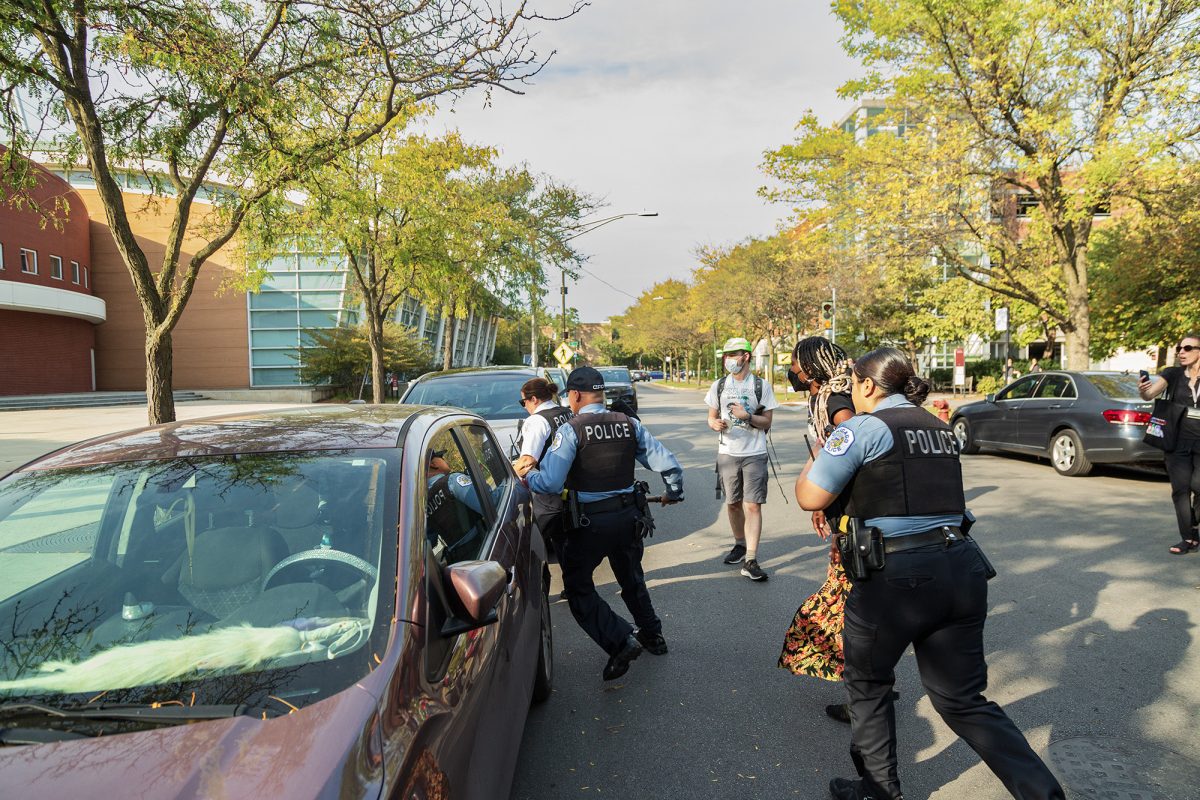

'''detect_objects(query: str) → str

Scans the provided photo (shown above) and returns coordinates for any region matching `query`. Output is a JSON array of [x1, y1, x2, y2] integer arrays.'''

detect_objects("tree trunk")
[[146, 330, 176, 425], [367, 311, 386, 404], [1063, 251, 1091, 370], [442, 312, 456, 370]]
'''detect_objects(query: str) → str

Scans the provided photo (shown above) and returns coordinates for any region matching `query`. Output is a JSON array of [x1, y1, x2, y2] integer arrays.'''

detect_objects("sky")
[[426, 0, 863, 323]]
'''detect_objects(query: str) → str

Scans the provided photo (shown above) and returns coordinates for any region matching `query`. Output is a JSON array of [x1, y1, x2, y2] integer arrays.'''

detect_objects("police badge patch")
[[823, 427, 854, 456], [455, 474, 473, 487], [549, 431, 564, 452]]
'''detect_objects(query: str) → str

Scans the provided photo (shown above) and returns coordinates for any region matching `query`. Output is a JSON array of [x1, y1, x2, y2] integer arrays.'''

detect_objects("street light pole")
[[556, 211, 658, 355]]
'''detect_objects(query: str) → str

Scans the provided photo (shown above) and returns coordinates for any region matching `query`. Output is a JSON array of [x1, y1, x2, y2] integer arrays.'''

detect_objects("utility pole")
[[560, 268, 568, 344]]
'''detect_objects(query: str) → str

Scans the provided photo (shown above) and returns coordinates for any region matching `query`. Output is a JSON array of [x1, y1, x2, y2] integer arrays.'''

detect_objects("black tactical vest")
[[518, 405, 573, 462], [566, 411, 638, 493], [842, 405, 965, 519], [426, 474, 483, 553]]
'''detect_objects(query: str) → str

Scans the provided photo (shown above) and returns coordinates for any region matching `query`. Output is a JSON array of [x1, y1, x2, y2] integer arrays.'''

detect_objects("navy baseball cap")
[[566, 366, 605, 393]]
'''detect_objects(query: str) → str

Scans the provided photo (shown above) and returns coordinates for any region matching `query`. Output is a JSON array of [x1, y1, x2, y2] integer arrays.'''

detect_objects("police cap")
[[566, 366, 606, 393]]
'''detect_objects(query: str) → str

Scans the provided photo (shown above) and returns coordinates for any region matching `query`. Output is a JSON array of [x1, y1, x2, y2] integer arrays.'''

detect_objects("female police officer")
[[795, 348, 1063, 800]]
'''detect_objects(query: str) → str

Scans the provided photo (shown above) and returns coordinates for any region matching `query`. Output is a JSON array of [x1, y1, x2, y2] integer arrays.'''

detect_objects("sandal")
[[1168, 539, 1199, 555]]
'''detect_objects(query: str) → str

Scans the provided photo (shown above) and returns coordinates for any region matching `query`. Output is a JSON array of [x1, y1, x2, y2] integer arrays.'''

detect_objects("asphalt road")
[[509, 383, 1200, 800]]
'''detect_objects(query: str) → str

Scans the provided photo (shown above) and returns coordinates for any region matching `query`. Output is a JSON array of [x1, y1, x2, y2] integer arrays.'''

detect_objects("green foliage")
[[975, 376, 1002, 395], [297, 324, 433, 388]]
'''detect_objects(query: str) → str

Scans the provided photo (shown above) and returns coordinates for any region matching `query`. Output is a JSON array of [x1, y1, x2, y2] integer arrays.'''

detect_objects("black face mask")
[[787, 370, 806, 392]]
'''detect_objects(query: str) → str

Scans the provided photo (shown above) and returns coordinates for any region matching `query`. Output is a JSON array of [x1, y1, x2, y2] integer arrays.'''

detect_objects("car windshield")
[[1087, 374, 1144, 400], [545, 368, 568, 388], [0, 450, 397, 713], [404, 373, 529, 420], [599, 368, 631, 384]]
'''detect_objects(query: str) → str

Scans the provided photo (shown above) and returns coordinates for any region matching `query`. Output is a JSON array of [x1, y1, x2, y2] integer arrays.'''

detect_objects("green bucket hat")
[[721, 336, 752, 354]]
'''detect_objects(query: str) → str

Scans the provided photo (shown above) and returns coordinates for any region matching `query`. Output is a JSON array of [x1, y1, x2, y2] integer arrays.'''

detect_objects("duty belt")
[[579, 493, 637, 515], [883, 526, 964, 554]]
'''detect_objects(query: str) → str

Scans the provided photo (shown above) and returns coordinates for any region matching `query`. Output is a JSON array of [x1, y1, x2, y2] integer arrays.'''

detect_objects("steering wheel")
[[263, 548, 379, 592]]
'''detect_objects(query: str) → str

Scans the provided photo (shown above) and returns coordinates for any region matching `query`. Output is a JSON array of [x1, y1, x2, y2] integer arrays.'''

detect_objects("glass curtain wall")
[[248, 251, 354, 386]]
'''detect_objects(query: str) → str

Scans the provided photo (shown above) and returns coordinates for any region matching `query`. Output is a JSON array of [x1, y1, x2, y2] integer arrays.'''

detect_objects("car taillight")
[[1103, 409, 1151, 425]]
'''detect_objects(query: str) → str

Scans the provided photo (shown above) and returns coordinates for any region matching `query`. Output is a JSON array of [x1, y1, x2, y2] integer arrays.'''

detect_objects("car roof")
[[16, 405, 452, 472], [409, 365, 544, 382]]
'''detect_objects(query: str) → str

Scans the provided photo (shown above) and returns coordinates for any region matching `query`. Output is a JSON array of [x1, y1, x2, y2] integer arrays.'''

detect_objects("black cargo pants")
[[559, 504, 661, 655], [842, 540, 1064, 800]]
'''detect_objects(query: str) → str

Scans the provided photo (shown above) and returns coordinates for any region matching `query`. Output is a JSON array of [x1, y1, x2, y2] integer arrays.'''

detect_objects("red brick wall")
[[0, 310, 95, 395]]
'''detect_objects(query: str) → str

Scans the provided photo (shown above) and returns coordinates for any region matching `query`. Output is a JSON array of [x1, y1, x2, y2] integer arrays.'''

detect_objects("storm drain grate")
[[1048, 737, 1200, 800]]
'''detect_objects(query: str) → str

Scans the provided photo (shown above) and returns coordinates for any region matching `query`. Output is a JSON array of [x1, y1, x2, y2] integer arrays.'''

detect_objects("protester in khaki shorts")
[[706, 337, 779, 582]]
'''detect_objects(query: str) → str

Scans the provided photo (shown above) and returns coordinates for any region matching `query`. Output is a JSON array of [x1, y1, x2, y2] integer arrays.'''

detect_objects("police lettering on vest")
[[843, 406, 965, 519], [567, 411, 638, 493]]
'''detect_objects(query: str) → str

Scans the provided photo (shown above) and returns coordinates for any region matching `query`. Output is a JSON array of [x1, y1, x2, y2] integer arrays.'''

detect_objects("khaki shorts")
[[717, 453, 769, 505]]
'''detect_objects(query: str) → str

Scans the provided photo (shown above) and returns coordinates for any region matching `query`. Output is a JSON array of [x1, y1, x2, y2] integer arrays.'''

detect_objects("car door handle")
[[1048, 404, 1062, 409]]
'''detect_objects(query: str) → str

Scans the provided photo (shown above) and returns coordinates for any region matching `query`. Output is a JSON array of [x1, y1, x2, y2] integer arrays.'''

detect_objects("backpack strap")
[[717, 374, 764, 407]]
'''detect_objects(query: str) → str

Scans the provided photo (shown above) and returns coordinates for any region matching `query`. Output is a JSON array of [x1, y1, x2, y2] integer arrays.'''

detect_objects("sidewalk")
[[649, 381, 983, 409]]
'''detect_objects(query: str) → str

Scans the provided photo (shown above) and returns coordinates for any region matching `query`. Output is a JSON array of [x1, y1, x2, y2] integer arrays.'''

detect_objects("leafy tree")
[[297, 323, 433, 391], [766, 0, 1200, 367], [0, 0, 580, 422]]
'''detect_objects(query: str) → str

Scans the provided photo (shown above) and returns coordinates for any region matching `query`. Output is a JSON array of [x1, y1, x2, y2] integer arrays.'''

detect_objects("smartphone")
[[1138, 369, 1150, 383]]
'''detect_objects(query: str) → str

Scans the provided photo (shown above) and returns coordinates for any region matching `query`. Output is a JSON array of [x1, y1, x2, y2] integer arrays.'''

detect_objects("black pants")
[[1164, 435, 1200, 541], [842, 541, 1064, 800], [532, 493, 567, 558], [559, 504, 661, 655]]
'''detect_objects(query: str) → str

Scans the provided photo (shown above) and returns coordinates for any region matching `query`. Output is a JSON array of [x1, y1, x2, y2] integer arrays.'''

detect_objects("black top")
[[1162, 366, 1200, 436], [809, 391, 855, 437]]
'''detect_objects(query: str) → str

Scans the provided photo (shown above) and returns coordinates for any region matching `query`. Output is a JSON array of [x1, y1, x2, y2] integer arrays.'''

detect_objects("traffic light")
[[820, 301, 835, 327]]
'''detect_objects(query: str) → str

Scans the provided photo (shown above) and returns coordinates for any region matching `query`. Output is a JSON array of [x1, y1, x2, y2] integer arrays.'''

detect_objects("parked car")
[[950, 370, 1164, 476], [596, 366, 638, 414], [648, 370, 664, 380], [400, 365, 562, 454], [630, 369, 651, 382], [0, 406, 552, 798], [543, 366, 571, 405]]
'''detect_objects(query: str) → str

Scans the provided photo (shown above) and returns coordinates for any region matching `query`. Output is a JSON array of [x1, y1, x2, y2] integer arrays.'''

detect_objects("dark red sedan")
[[0, 405, 553, 799]]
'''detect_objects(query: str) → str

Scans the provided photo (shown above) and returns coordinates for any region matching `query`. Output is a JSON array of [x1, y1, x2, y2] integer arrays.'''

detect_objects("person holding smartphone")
[[1139, 334, 1200, 554]]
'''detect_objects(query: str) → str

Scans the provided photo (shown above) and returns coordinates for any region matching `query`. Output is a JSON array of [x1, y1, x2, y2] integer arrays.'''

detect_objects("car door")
[[1017, 374, 1077, 449], [415, 425, 509, 799], [975, 375, 1043, 447], [453, 422, 533, 796]]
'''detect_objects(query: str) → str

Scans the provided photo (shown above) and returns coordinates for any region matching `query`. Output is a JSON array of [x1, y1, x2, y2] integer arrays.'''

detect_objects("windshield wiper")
[[0, 701, 274, 725]]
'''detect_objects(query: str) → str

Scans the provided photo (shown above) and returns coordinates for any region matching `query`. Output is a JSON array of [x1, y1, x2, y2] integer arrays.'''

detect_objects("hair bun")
[[904, 375, 931, 406]]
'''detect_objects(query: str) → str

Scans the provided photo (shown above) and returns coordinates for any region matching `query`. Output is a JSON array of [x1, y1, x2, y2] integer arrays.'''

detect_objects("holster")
[[836, 518, 885, 581], [958, 510, 996, 580], [566, 490, 589, 530], [633, 481, 656, 539]]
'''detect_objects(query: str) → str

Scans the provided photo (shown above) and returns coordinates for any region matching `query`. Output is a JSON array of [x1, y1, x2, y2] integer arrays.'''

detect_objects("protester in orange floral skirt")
[[778, 338, 856, 721]]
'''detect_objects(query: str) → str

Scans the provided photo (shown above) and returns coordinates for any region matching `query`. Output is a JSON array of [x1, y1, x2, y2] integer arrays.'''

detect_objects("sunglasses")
[[1177, 345, 1198, 353], [517, 396, 531, 408]]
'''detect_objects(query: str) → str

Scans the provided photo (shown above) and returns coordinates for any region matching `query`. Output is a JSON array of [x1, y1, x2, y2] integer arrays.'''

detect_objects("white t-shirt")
[[705, 373, 779, 456], [518, 400, 562, 461]]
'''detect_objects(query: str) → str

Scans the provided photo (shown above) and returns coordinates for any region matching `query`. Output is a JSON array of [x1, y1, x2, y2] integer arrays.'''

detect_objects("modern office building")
[[0, 145, 497, 397]]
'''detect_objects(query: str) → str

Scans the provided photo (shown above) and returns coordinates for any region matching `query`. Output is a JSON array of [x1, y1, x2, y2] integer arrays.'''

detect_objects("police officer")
[[795, 348, 1063, 800], [425, 450, 486, 564], [512, 377, 574, 559], [526, 366, 685, 680]]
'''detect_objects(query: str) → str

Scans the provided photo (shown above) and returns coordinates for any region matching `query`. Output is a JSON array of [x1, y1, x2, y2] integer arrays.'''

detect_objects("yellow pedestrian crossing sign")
[[554, 342, 575, 367]]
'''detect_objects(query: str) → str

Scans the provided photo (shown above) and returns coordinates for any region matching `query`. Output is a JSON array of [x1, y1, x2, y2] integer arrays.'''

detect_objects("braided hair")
[[793, 337, 852, 440]]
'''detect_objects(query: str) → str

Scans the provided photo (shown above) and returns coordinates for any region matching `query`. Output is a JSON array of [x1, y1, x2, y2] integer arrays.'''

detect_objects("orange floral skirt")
[[778, 549, 851, 682]]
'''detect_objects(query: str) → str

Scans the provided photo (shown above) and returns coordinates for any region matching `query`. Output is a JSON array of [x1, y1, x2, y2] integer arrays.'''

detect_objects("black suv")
[[597, 366, 638, 414]]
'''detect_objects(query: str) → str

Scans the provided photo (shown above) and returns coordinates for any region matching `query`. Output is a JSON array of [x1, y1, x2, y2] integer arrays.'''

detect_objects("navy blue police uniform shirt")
[[806, 394, 963, 537], [527, 403, 684, 502]]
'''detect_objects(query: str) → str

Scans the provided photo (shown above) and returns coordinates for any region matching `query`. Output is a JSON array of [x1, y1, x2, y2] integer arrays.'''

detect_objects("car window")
[[996, 375, 1041, 401], [0, 451, 396, 711], [1087, 374, 1143, 399], [459, 425, 510, 500], [1034, 375, 1076, 399], [599, 367, 631, 384], [405, 374, 529, 421], [424, 429, 495, 568]]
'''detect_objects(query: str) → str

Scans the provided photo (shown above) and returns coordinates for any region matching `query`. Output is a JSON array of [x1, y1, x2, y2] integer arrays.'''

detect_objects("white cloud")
[[430, 0, 862, 320]]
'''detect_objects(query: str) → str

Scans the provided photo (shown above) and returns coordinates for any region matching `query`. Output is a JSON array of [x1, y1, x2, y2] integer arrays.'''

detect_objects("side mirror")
[[440, 560, 506, 637], [985, 393, 996, 403]]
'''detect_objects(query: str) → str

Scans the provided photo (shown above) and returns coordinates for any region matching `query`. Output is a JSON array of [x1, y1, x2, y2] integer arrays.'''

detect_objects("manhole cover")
[[1048, 737, 1200, 800]]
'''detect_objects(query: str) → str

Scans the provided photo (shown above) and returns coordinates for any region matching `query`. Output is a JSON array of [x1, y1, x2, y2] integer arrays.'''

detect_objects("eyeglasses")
[[517, 396, 531, 408], [1177, 345, 1198, 353]]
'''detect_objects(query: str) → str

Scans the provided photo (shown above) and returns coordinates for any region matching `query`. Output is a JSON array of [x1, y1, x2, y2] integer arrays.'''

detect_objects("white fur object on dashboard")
[[0, 620, 362, 695]]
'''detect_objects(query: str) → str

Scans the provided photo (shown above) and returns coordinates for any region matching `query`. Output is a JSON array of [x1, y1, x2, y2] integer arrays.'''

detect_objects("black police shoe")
[[602, 634, 643, 681], [828, 777, 902, 800], [635, 628, 668, 655], [824, 703, 851, 723]]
